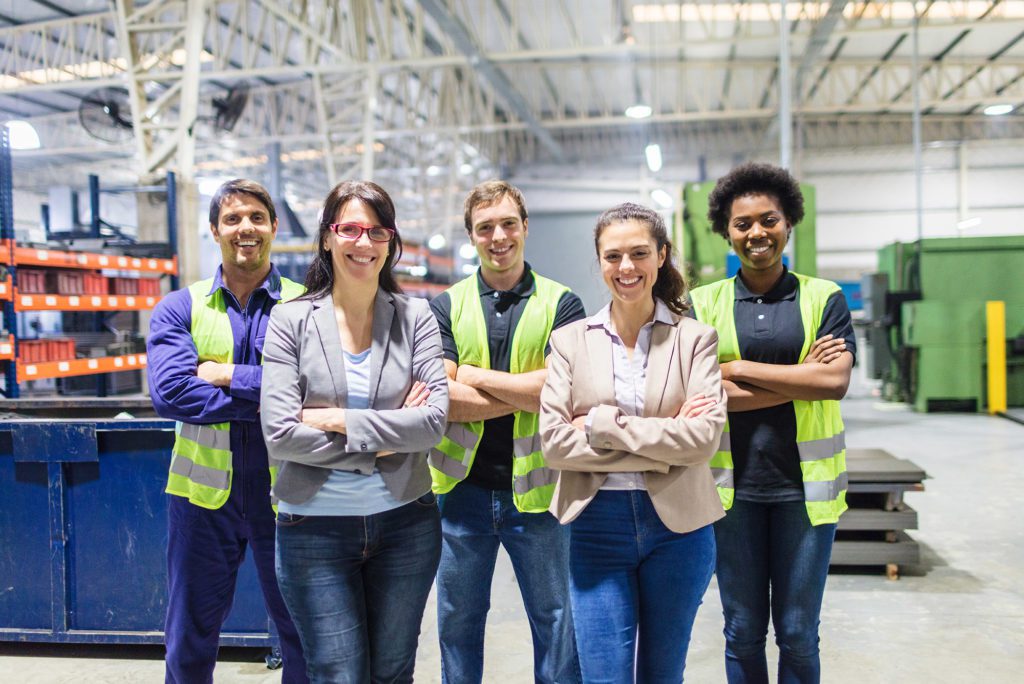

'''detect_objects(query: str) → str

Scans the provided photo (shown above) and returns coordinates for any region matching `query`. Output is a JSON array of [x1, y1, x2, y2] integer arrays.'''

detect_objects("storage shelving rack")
[[0, 157, 179, 397]]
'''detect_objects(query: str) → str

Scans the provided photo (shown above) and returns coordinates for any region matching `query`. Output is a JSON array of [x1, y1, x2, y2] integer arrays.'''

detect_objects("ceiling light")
[[427, 233, 447, 250], [426, 165, 442, 177], [625, 104, 652, 119], [459, 243, 477, 260], [956, 217, 982, 231], [462, 263, 477, 275], [459, 163, 474, 175], [651, 189, 673, 208], [984, 104, 1014, 116], [5, 120, 41, 150], [645, 143, 663, 173]]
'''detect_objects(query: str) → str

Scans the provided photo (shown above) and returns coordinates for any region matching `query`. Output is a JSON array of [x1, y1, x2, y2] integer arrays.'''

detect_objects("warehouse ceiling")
[[2, 1, 1024, 238]]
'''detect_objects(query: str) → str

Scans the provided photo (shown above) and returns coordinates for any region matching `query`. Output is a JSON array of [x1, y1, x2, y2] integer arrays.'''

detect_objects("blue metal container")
[[0, 418, 274, 646]]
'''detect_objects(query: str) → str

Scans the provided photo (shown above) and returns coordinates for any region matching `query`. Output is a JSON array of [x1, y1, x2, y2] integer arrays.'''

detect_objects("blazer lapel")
[[643, 318, 679, 416], [367, 290, 394, 408], [583, 325, 616, 406], [311, 293, 347, 404]]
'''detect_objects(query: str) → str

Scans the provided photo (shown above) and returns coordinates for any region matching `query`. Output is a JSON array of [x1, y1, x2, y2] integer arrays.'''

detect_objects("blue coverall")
[[147, 265, 307, 684]]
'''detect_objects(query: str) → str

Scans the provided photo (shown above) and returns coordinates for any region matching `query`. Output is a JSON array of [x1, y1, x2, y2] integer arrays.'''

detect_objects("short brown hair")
[[208, 179, 276, 227], [463, 180, 527, 232]]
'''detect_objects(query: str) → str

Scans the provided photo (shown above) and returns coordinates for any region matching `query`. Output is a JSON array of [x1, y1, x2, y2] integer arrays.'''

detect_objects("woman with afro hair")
[[689, 162, 856, 683]]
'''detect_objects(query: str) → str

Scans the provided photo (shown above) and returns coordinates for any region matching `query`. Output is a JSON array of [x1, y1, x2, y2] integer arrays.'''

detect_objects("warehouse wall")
[[516, 139, 1024, 282]]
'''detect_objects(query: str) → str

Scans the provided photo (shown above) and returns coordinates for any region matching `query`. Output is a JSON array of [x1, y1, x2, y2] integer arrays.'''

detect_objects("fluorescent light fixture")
[[651, 189, 673, 208], [427, 233, 447, 250], [197, 176, 233, 196], [625, 104, 653, 119], [984, 104, 1014, 116], [645, 143, 663, 173], [459, 243, 478, 260], [408, 265, 428, 277], [426, 165, 442, 177], [5, 120, 40, 150], [462, 263, 477, 275], [460, 163, 474, 175], [956, 217, 982, 231]]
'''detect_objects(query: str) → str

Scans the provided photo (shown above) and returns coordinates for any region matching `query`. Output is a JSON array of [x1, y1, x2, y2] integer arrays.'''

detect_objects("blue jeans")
[[275, 494, 441, 684], [714, 499, 837, 684], [436, 481, 580, 684], [569, 490, 715, 684]]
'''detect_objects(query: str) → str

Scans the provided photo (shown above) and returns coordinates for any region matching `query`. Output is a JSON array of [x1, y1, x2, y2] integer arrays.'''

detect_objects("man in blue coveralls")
[[147, 179, 307, 683]]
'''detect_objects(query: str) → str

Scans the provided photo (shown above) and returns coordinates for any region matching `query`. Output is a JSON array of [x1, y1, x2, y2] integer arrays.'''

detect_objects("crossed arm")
[[444, 360, 546, 422], [723, 334, 853, 412]]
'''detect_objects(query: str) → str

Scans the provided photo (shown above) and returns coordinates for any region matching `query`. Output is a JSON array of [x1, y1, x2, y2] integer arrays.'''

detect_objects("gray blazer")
[[260, 289, 449, 505]]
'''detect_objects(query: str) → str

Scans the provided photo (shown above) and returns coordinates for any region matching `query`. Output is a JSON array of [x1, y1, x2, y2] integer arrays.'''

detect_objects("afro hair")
[[706, 162, 804, 239]]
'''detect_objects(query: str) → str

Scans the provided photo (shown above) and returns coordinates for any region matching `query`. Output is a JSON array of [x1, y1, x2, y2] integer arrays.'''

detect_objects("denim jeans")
[[568, 490, 715, 684], [275, 494, 441, 684], [436, 481, 580, 684], [714, 499, 837, 684]]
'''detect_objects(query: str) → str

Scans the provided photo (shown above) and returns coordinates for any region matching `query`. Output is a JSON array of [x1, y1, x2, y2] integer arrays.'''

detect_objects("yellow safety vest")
[[165, 275, 305, 510], [429, 272, 569, 512], [690, 272, 848, 525]]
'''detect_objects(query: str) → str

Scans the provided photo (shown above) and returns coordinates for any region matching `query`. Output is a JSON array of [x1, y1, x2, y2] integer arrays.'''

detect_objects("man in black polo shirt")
[[429, 180, 584, 684]]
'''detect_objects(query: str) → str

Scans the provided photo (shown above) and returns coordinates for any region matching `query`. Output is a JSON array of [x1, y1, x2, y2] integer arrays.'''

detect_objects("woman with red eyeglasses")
[[260, 180, 449, 682]]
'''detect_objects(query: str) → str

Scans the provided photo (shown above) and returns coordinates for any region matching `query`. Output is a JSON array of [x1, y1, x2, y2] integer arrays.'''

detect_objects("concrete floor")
[[2, 388, 1023, 682]]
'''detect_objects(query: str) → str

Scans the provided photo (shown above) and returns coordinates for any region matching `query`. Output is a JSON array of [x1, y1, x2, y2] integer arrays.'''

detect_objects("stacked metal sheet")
[[832, 448, 927, 579]]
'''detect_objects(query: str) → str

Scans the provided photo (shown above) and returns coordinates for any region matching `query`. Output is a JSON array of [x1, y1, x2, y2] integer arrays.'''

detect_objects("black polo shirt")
[[694, 268, 856, 502], [430, 265, 586, 491]]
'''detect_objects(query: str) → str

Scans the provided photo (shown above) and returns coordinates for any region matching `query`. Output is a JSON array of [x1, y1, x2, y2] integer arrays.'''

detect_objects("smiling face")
[[210, 193, 277, 273], [326, 198, 389, 289], [597, 219, 666, 310], [727, 193, 790, 278], [468, 195, 528, 282]]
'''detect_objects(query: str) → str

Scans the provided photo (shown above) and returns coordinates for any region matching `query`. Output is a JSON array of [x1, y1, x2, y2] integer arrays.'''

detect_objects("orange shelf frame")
[[17, 353, 147, 382], [0, 239, 12, 265], [14, 291, 161, 312], [0, 335, 13, 361], [13, 247, 177, 275]]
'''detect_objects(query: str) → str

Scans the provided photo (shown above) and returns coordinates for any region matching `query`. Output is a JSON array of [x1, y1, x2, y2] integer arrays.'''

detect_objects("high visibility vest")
[[165, 275, 305, 510], [690, 272, 848, 525], [429, 272, 570, 512]]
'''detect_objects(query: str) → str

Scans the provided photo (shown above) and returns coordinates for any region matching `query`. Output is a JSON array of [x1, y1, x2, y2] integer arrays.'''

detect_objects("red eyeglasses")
[[327, 222, 395, 242]]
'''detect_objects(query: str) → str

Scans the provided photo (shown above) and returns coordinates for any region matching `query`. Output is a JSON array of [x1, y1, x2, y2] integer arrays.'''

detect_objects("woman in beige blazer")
[[539, 202, 727, 683]]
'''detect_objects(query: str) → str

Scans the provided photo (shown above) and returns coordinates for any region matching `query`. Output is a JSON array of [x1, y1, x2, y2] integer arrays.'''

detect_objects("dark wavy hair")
[[208, 178, 276, 227], [594, 202, 689, 315], [301, 181, 403, 300], [707, 162, 804, 238]]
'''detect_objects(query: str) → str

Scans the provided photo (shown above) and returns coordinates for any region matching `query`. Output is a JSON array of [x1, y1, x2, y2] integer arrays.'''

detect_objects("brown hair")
[[208, 179, 276, 227], [463, 180, 528, 232], [594, 202, 689, 315], [302, 180, 403, 299]]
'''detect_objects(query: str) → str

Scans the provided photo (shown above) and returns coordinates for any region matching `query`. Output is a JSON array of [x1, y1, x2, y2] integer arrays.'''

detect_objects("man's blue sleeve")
[[146, 290, 259, 423], [228, 364, 262, 403]]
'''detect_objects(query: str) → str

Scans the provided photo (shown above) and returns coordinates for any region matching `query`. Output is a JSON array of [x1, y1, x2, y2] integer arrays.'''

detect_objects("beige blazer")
[[539, 310, 727, 533]]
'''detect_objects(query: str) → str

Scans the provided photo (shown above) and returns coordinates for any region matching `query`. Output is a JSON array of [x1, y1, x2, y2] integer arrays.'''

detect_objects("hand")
[[719, 360, 741, 382], [402, 381, 430, 408], [570, 414, 587, 432], [301, 407, 344, 433], [677, 393, 717, 419], [197, 361, 234, 387], [803, 334, 846, 365], [455, 364, 483, 388]]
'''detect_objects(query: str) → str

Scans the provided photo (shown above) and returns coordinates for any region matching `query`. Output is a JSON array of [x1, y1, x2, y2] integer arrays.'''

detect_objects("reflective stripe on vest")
[[690, 272, 848, 525], [166, 275, 304, 510], [429, 272, 569, 512]]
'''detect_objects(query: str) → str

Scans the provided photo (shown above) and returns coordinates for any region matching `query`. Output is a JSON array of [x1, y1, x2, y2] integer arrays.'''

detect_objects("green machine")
[[676, 180, 818, 286], [863, 236, 1024, 412]]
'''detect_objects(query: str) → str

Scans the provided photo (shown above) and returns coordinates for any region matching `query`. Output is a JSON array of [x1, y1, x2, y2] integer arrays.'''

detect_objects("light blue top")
[[585, 299, 675, 491], [278, 347, 412, 516]]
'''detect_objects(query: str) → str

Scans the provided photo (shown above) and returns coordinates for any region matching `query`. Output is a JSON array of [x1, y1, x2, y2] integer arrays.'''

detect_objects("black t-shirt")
[[429, 265, 586, 491], [694, 268, 856, 502]]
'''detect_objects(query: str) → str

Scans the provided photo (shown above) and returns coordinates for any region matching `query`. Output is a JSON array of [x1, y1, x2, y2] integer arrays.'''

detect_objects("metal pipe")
[[779, 0, 792, 170], [912, 10, 923, 242]]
